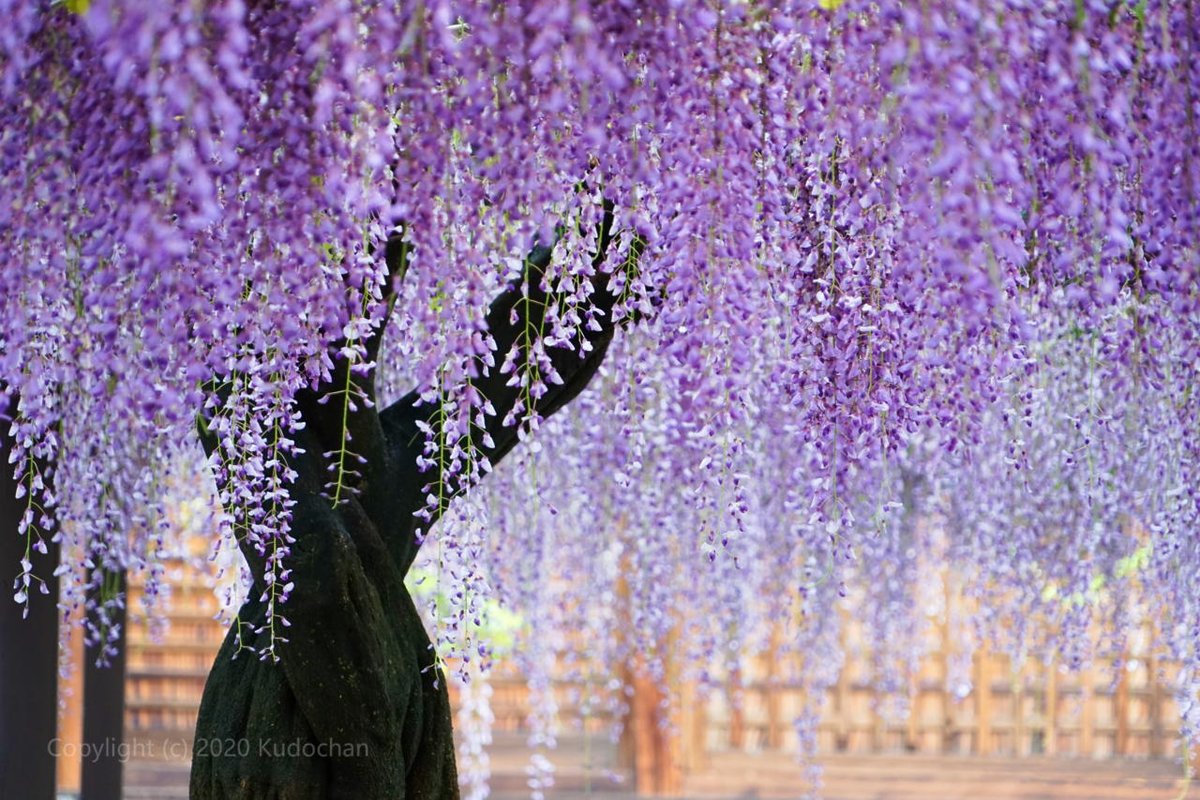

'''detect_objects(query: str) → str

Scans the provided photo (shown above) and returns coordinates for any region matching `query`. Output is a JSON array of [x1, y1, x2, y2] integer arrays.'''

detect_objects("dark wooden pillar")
[[0, 392, 60, 800], [82, 569, 128, 800]]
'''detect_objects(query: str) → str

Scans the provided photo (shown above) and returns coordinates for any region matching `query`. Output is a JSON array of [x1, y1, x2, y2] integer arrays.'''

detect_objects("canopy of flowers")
[[2, 0, 1197, 768]]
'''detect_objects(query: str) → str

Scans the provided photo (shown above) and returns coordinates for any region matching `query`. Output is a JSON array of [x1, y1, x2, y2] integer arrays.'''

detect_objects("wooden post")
[[677, 676, 706, 774], [1148, 655, 1163, 759], [1014, 671, 1026, 757], [1044, 660, 1058, 757], [57, 608, 86, 795], [834, 656, 850, 751], [766, 624, 783, 750], [905, 659, 920, 752], [622, 661, 681, 797], [1114, 655, 1130, 757], [0, 392, 60, 800], [1080, 663, 1095, 758], [728, 666, 745, 751], [941, 572, 954, 754], [871, 688, 884, 752], [614, 548, 682, 797], [661, 647, 686, 797], [81, 569, 128, 800], [975, 644, 992, 756]]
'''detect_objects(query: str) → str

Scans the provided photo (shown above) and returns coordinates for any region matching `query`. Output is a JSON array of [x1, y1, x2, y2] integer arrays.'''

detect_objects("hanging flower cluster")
[[2, 0, 1198, 773]]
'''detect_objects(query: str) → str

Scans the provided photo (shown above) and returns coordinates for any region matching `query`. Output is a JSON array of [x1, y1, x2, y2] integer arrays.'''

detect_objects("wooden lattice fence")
[[49, 554, 1195, 797]]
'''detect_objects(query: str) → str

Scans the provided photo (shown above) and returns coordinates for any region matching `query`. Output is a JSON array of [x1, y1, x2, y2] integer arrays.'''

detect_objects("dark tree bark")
[[190, 213, 624, 799], [0, 391, 60, 800]]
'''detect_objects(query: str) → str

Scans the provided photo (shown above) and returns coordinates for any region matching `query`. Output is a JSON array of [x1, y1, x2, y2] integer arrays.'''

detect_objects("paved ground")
[[125, 745, 1195, 799], [685, 752, 1193, 799]]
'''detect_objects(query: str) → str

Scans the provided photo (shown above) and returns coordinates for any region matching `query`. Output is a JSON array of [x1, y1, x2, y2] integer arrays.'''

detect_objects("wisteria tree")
[[2, 1, 1198, 799]]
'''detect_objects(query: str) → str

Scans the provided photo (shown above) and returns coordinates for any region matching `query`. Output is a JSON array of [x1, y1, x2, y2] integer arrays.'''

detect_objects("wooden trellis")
[[51, 552, 1193, 797], [697, 622, 1188, 762]]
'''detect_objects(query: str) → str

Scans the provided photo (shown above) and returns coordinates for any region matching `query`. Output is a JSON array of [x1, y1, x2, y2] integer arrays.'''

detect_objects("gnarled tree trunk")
[[191, 219, 623, 799], [188, 497, 459, 798]]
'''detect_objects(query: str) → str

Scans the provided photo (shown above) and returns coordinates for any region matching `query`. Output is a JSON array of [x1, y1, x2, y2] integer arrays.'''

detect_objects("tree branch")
[[283, 225, 411, 519], [198, 209, 633, 581], [380, 203, 629, 572]]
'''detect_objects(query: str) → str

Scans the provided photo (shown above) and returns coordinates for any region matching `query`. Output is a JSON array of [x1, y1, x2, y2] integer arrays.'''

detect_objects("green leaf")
[[1114, 543, 1151, 579]]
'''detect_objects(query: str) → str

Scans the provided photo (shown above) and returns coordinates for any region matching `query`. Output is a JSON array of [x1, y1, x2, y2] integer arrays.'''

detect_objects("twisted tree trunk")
[[190, 215, 623, 799]]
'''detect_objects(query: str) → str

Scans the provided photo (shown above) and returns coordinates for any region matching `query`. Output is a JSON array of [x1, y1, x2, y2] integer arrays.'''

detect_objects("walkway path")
[[125, 741, 1193, 799]]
